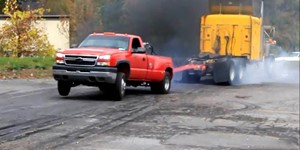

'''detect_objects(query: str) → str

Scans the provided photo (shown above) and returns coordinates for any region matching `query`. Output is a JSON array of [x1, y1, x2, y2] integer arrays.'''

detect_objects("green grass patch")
[[0, 57, 55, 71]]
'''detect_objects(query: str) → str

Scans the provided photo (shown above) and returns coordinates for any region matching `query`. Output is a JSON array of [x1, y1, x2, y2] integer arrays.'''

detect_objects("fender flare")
[[116, 60, 130, 67], [116, 60, 131, 78]]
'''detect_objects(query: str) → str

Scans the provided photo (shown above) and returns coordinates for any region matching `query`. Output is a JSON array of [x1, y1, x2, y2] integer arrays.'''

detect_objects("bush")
[[0, 0, 55, 57]]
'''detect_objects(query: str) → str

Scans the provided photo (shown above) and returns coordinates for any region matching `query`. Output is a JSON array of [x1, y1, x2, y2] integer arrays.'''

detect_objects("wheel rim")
[[230, 64, 235, 81], [164, 76, 170, 91], [121, 78, 126, 96], [239, 66, 244, 80]]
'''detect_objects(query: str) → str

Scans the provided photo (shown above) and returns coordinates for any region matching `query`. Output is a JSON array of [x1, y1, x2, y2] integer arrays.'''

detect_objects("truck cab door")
[[128, 38, 148, 80]]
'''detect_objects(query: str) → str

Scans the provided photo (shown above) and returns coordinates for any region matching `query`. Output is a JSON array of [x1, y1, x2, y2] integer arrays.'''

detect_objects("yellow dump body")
[[200, 14, 263, 60]]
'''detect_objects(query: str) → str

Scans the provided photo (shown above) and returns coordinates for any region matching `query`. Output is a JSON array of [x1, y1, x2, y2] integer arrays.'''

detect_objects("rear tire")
[[151, 72, 171, 94], [227, 60, 237, 85], [58, 81, 71, 96], [213, 58, 244, 85], [236, 61, 246, 84]]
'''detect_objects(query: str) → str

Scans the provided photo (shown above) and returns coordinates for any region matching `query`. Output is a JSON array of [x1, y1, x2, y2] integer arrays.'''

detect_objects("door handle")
[[142, 57, 146, 61]]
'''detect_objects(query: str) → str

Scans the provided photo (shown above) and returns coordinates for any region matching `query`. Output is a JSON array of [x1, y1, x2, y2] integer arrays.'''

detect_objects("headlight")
[[97, 55, 111, 66], [98, 55, 111, 60], [56, 53, 65, 64], [56, 53, 65, 58]]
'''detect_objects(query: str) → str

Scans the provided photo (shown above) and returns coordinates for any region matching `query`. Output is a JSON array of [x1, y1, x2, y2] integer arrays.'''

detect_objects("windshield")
[[78, 35, 130, 50]]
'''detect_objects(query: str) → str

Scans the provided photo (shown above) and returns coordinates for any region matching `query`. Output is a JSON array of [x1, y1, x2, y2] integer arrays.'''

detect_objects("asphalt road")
[[0, 77, 299, 150]]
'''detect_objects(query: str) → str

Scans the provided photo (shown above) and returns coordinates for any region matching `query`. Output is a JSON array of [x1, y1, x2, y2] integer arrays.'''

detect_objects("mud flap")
[[212, 61, 229, 83], [213, 58, 246, 85]]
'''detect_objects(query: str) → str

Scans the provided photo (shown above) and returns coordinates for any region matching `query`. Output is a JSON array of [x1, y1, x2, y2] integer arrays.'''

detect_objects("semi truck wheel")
[[58, 81, 71, 96], [227, 60, 237, 85], [151, 72, 171, 94], [237, 61, 246, 83], [213, 59, 243, 85], [227, 59, 246, 85], [111, 72, 126, 101]]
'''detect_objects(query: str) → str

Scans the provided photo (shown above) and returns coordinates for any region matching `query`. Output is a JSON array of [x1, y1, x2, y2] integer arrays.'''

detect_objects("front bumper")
[[52, 65, 117, 84]]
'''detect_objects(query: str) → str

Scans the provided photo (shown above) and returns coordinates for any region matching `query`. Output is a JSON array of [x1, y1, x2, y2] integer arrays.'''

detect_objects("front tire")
[[111, 72, 126, 101], [151, 72, 171, 94], [58, 81, 71, 96]]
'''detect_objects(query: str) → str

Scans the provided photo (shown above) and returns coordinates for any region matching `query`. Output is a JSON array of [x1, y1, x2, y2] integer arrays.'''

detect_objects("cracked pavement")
[[0, 78, 299, 150]]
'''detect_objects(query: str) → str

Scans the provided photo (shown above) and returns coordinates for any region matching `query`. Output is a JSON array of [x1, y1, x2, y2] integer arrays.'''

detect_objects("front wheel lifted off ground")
[[151, 72, 171, 94], [58, 81, 71, 96]]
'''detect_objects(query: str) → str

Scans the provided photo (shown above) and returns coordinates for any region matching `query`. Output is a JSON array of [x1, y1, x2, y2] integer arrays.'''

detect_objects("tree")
[[0, 0, 54, 57], [39, 0, 108, 44], [0, 0, 5, 13], [264, 0, 299, 51]]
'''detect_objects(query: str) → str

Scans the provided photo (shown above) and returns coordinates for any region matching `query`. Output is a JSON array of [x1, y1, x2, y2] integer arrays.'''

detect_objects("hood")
[[59, 47, 125, 56]]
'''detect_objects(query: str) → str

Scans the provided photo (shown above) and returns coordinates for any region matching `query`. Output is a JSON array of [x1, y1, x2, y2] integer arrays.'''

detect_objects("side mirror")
[[133, 47, 146, 53], [70, 44, 78, 48], [145, 43, 154, 51]]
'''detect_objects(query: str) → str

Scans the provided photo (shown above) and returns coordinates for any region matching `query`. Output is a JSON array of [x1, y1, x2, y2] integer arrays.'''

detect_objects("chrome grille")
[[64, 55, 97, 66]]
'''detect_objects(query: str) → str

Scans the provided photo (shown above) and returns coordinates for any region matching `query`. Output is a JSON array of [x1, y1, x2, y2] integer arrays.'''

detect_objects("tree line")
[[1, 0, 299, 57]]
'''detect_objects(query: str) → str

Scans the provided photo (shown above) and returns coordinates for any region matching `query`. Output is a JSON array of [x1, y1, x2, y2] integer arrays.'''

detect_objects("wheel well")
[[165, 67, 173, 79], [117, 63, 130, 79]]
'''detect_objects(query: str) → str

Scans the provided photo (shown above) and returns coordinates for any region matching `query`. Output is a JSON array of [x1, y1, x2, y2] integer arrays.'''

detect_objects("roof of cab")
[[89, 32, 140, 38]]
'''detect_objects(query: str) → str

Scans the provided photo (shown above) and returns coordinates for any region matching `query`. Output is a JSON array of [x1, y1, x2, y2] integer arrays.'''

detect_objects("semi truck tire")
[[227, 60, 238, 85], [213, 58, 244, 85], [58, 81, 71, 96], [233, 58, 246, 84]]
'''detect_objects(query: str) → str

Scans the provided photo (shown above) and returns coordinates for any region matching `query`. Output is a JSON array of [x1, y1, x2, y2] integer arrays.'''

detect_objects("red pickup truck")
[[52, 32, 174, 100]]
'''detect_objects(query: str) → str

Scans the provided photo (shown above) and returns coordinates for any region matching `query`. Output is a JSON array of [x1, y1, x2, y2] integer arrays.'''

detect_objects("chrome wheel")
[[121, 78, 126, 96], [164, 76, 170, 91], [238, 66, 244, 81], [229, 64, 235, 82]]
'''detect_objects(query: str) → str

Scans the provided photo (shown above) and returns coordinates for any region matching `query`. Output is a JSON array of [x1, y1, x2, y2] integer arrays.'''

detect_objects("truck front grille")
[[65, 55, 97, 66]]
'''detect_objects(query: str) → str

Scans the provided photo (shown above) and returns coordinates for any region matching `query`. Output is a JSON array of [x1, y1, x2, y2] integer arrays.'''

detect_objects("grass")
[[0, 57, 55, 71]]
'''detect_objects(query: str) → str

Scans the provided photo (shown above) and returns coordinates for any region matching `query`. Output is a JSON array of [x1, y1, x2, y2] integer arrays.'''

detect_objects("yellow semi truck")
[[181, 0, 275, 85]]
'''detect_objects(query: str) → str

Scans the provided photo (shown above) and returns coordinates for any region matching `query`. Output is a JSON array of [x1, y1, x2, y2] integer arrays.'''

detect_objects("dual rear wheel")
[[150, 72, 172, 94], [213, 58, 245, 85]]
